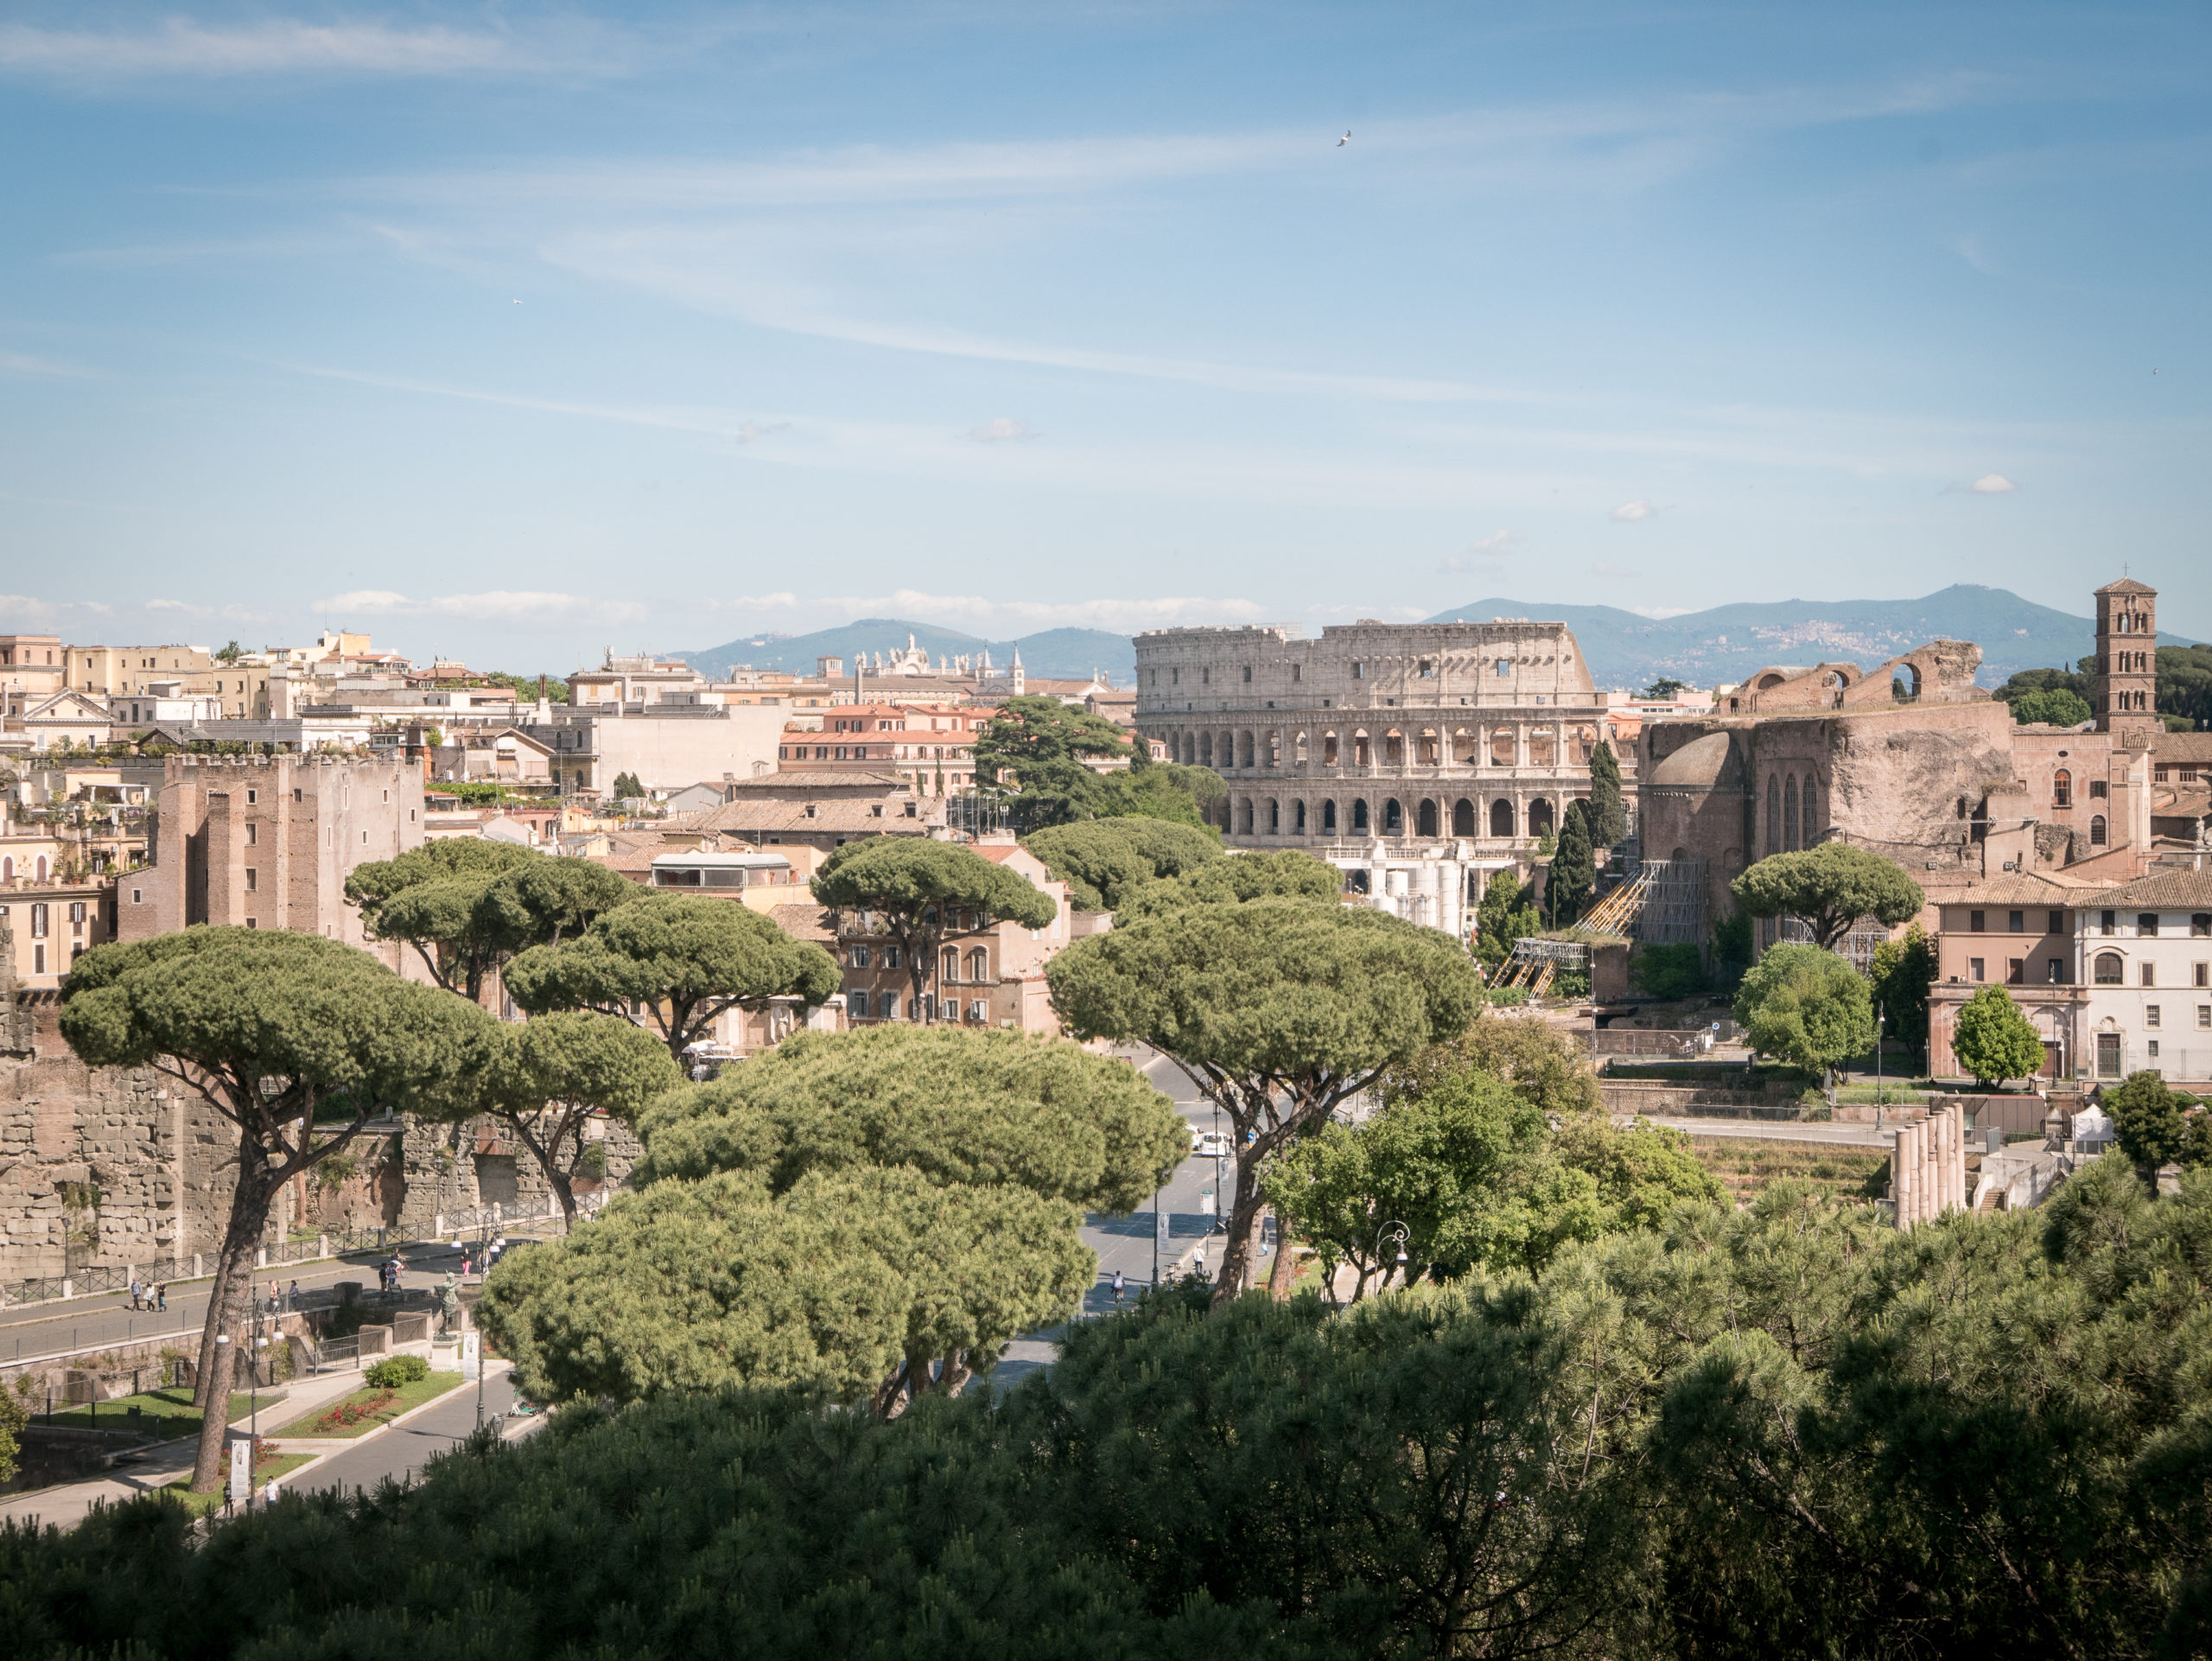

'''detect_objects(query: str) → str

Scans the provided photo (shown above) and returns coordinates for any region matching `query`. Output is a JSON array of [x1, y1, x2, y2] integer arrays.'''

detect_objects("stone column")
[[1893, 1123, 1916, 1226]]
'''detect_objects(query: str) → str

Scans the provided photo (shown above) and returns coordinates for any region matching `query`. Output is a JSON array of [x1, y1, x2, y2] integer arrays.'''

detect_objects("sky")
[[0, 2, 2206, 671]]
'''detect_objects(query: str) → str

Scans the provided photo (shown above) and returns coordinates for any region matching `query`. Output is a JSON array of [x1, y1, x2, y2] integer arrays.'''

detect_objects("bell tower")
[[2093, 577, 2158, 737]]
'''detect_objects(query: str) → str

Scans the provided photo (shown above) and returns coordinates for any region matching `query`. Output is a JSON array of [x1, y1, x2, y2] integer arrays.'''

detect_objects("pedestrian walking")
[[1111, 1270, 1125, 1308], [130, 1278, 143, 1310], [287, 1279, 298, 1312], [156, 1282, 168, 1312], [268, 1279, 280, 1315]]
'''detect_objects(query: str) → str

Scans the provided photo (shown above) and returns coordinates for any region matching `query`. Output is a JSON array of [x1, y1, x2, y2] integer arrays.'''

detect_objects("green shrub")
[[1630, 943, 1706, 1001], [364, 1353, 429, 1389]]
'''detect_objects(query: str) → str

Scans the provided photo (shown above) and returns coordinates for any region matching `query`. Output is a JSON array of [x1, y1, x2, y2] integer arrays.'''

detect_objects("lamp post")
[[1376, 1220, 1410, 1294]]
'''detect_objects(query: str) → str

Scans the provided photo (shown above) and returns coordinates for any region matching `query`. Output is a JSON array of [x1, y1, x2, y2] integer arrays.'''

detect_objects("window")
[[2199, 1005, 2210, 1029], [245, 869, 257, 892], [881, 990, 900, 1020], [1969, 958, 1985, 982], [245, 918, 257, 930], [2046, 958, 2068, 983], [360, 830, 369, 846], [1322, 799, 1337, 833], [69, 901, 86, 926], [2050, 910, 2066, 934], [2052, 769, 2071, 808], [1419, 659, 1433, 678], [1351, 662, 1364, 680], [245, 822, 257, 845], [2200, 963, 2210, 988], [2140, 913, 2160, 937], [849, 945, 870, 969], [131, 888, 142, 905], [32, 944, 43, 975], [29, 903, 48, 938], [2094, 952, 2124, 984], [884, 945, 901, 971], [2141, 962, 2158, 986], [2195, 914, 2211, 938], [1495, 659, 1510, 676], [1969, 910, 1986, 932], [2007, 910, 2024, 933], [1242, 665, 1252, 682], [968, 948, 988, 981], [2089, 780, 2107, 799], [1351, 799, 1369, 832], [2149, 1040, 2161, 1060], [2007, 958, 2024, 984], [2101, 910, 2117, 935], [2089, 815, 2107, 846], [942, 946, 960, 983], [245, 789, 257, 804], [2097, 1031, 2122, 1077], [2147, 1005, 2162, 1028]]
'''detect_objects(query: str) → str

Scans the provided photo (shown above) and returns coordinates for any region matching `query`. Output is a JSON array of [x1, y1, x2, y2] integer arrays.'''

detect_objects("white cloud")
[[1630, 605, 1694, 619], [316, 589, 648, 626], [1971, 473, 2018, 493], [0, 19, 594, 80], [1440, 528, 1524, 571], [1610, 499, 1656, 522], [969, 417, 1034, 442], [0, 349, 93, 378]]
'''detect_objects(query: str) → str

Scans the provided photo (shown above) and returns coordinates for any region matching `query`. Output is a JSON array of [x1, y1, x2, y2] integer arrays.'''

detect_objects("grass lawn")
[[160, 1453, 316, 1516], [1686, 1136, 1891, 1206], [43, 1388, 269, 1439], [274, 1371, 463, 1439]]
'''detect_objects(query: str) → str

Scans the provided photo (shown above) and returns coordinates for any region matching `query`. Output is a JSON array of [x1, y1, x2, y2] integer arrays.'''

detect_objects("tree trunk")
[[188, 1158, 278, 1492], [1212, 1150, 1266, 1308], [503, 1110, 579, 1232], [1267, 1212, 1299, 1300]]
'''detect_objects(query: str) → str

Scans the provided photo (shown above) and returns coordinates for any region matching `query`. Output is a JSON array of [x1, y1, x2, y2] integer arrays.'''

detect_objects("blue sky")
[[1, 3, 2206, 671]]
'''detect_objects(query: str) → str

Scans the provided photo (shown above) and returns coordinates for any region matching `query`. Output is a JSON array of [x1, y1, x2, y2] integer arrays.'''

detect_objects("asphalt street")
[[289, 1368, 529, 1498]]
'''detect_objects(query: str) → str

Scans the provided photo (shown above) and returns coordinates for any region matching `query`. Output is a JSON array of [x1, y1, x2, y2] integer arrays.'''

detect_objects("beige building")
[[1134, 620, 1616, 913], [118, 753, 426, 966], [678, 772, 949, 852], [777, 700, 989, 794], [0, 875, 117, 988], [0, 633, 66, 716], [62, 645, 271, 718]]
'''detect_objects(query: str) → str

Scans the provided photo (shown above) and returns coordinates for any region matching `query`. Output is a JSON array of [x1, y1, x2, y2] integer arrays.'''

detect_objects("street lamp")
[[1376, 1220, 1410, 1292]]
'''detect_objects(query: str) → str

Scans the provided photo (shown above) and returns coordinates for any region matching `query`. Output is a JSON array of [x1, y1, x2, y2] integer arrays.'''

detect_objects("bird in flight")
[[1338, 130, 1351, 146]]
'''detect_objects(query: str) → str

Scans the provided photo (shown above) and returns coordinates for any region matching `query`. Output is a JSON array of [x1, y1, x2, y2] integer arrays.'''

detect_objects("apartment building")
[[0, 634, 66, 716], [1927, 874, 2095, 1080], [118, 753, 426, 968], [65, 645, 271, 718], [0, 878, 115, 988], [681, 772, 948, 852], [2077, 867, 2212, 1087], [776, 701, 988, 795]]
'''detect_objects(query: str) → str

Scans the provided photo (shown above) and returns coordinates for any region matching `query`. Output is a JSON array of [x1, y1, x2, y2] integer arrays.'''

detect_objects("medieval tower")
[[2093, 576, 2158, 737]]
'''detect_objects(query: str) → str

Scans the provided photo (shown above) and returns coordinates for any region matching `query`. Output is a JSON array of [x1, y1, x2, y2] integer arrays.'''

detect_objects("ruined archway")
[[1453, 798, 1476, 837]]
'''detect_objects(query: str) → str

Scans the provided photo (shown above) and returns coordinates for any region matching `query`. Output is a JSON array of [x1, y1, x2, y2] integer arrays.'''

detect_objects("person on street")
[[1111, 1270, 1125, 1308], [129, 1278, 143, 1310], [287, 1279, 298, 1312], [156, 1282, 168, 1312]]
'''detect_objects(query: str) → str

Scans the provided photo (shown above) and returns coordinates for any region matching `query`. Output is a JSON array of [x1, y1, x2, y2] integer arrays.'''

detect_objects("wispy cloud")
[[143, 597, 278, 625], [316, 589, 649, 626], [969, 417, 1033, 442], [1610, 499, 1656, 522], [0, 18, 611, 80], [0, 349, 94, 378], [1439, 528, 1525, 572], [1972, 473, 2018, 493]]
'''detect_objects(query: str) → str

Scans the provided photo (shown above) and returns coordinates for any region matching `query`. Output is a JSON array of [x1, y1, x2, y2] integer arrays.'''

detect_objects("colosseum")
[[1134, 620, 1618, 931]]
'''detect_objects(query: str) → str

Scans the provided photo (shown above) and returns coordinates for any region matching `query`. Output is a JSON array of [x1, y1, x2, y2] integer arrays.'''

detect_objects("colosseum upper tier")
[[1133, 620, 1609, 856]]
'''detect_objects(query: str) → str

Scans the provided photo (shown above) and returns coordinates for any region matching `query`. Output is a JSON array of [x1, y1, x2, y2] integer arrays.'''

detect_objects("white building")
[[2077, 865, 2212, 1086]]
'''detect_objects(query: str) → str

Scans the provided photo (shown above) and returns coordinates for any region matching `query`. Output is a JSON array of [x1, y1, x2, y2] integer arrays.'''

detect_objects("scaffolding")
[[1494, 935, 1587, 995], [1580, 858, 1708, 948]]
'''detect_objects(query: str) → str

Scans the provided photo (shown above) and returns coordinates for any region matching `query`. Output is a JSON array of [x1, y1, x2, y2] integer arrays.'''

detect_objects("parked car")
[[1192, 1130, 1233, 1159]]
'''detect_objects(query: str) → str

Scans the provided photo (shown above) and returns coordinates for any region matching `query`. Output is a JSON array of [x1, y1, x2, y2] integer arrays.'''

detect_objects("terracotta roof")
[[1936, 873, 2100, 907], [2095, 577, 2157, 595], [2154, 732, 2212, 761], [769, 902, 837, 943], [682, 799, 941, 835], [2082, 867, 2212, 908], [735, 769, 911, 791]]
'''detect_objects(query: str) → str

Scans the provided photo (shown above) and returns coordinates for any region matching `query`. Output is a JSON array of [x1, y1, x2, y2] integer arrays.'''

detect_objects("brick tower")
[[2093, 577, 2158, 737]]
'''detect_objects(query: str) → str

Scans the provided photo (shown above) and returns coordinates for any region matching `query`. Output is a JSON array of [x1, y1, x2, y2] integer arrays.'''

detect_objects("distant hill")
[[1424, 584, 2200, 690], [676, 619, 1136, 684]]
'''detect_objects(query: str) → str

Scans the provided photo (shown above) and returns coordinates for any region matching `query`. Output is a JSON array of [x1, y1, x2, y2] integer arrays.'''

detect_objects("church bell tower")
[[2093, 578, 2158, 738]]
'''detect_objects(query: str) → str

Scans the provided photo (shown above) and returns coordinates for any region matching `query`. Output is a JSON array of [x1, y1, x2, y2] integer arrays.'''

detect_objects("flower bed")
[[311, 1389, 397, 1433]]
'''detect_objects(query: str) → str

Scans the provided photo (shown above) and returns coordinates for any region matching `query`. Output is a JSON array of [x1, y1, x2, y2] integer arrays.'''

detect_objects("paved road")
[[290, 1368, 531, 1498], [0, 1238, 536, 1369], [1641, 1117, 1894, 1148]]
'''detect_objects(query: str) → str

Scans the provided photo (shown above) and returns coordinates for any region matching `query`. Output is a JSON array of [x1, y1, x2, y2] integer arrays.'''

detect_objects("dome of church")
[[1646, 731, 1743, 792]]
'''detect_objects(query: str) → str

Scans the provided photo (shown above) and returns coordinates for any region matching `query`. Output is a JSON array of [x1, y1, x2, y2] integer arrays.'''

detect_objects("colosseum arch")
[[1351, 799, 1370, 832], [1784, 775, 1800, 850], [1322, 799, 1338, 833], [1353, 730, 1372, 767], [1569, 723, 1596, 765], [1490, 728, 1516, 767], [1490, 799, 1514, 837], [1528, 730, 1556, 767], [1323, 730, 1339, 766], [1451, 726, 1471, 764], [1528, 798, 1555, 837], [1293, 730, 1308, 766], [1417, 728, 1439, 765], [1383, 729, 1404, 765], [1383, 798, 1404, 834], [1453, 798, 1476, 836], [1417, 799, 1439, 837]]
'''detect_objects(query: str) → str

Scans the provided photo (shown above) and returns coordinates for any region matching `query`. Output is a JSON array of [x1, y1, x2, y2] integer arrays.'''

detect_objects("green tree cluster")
[[505, 889, 842, 1060], [1866, 921, 1938, 1050], [1630, 942, 1706, 1000], [1113, 846, 1344, 918], [1730, 842, 1924, 951], [1999, 646, 2212, 731], [480, 1025, 1182, 1412], [807, 836, 1053, 1020], [2008, 686, 2094, 727], [1472, 868, 1542, 975], [24, 1166, 2212, 1656], [1020, 814, 1220, 911], [1732, 942, 1874, 1077], [1049, 894, 1482, 1302], [1586, 740, 1626, 846], [1948, 981, 2044, 1088], [610, 770, 644, 799], [975, 695, 1225, 827], [2102, 1069, 2209, 1174], [59, 928, 500, 1491]]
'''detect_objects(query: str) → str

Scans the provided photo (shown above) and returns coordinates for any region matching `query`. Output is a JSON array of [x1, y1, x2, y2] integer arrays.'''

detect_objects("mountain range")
[[1423, 584, 2196, 690], [675, 586, 2193, 693]]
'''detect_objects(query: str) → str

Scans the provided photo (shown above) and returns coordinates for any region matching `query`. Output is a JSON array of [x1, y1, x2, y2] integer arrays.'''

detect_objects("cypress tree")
[[1587, 741, 1625, 847], [1549, 801, 1596, 924]]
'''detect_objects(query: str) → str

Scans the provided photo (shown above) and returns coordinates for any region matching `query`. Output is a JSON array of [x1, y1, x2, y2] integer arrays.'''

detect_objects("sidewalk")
[[0, 1359, 504, 1531]]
